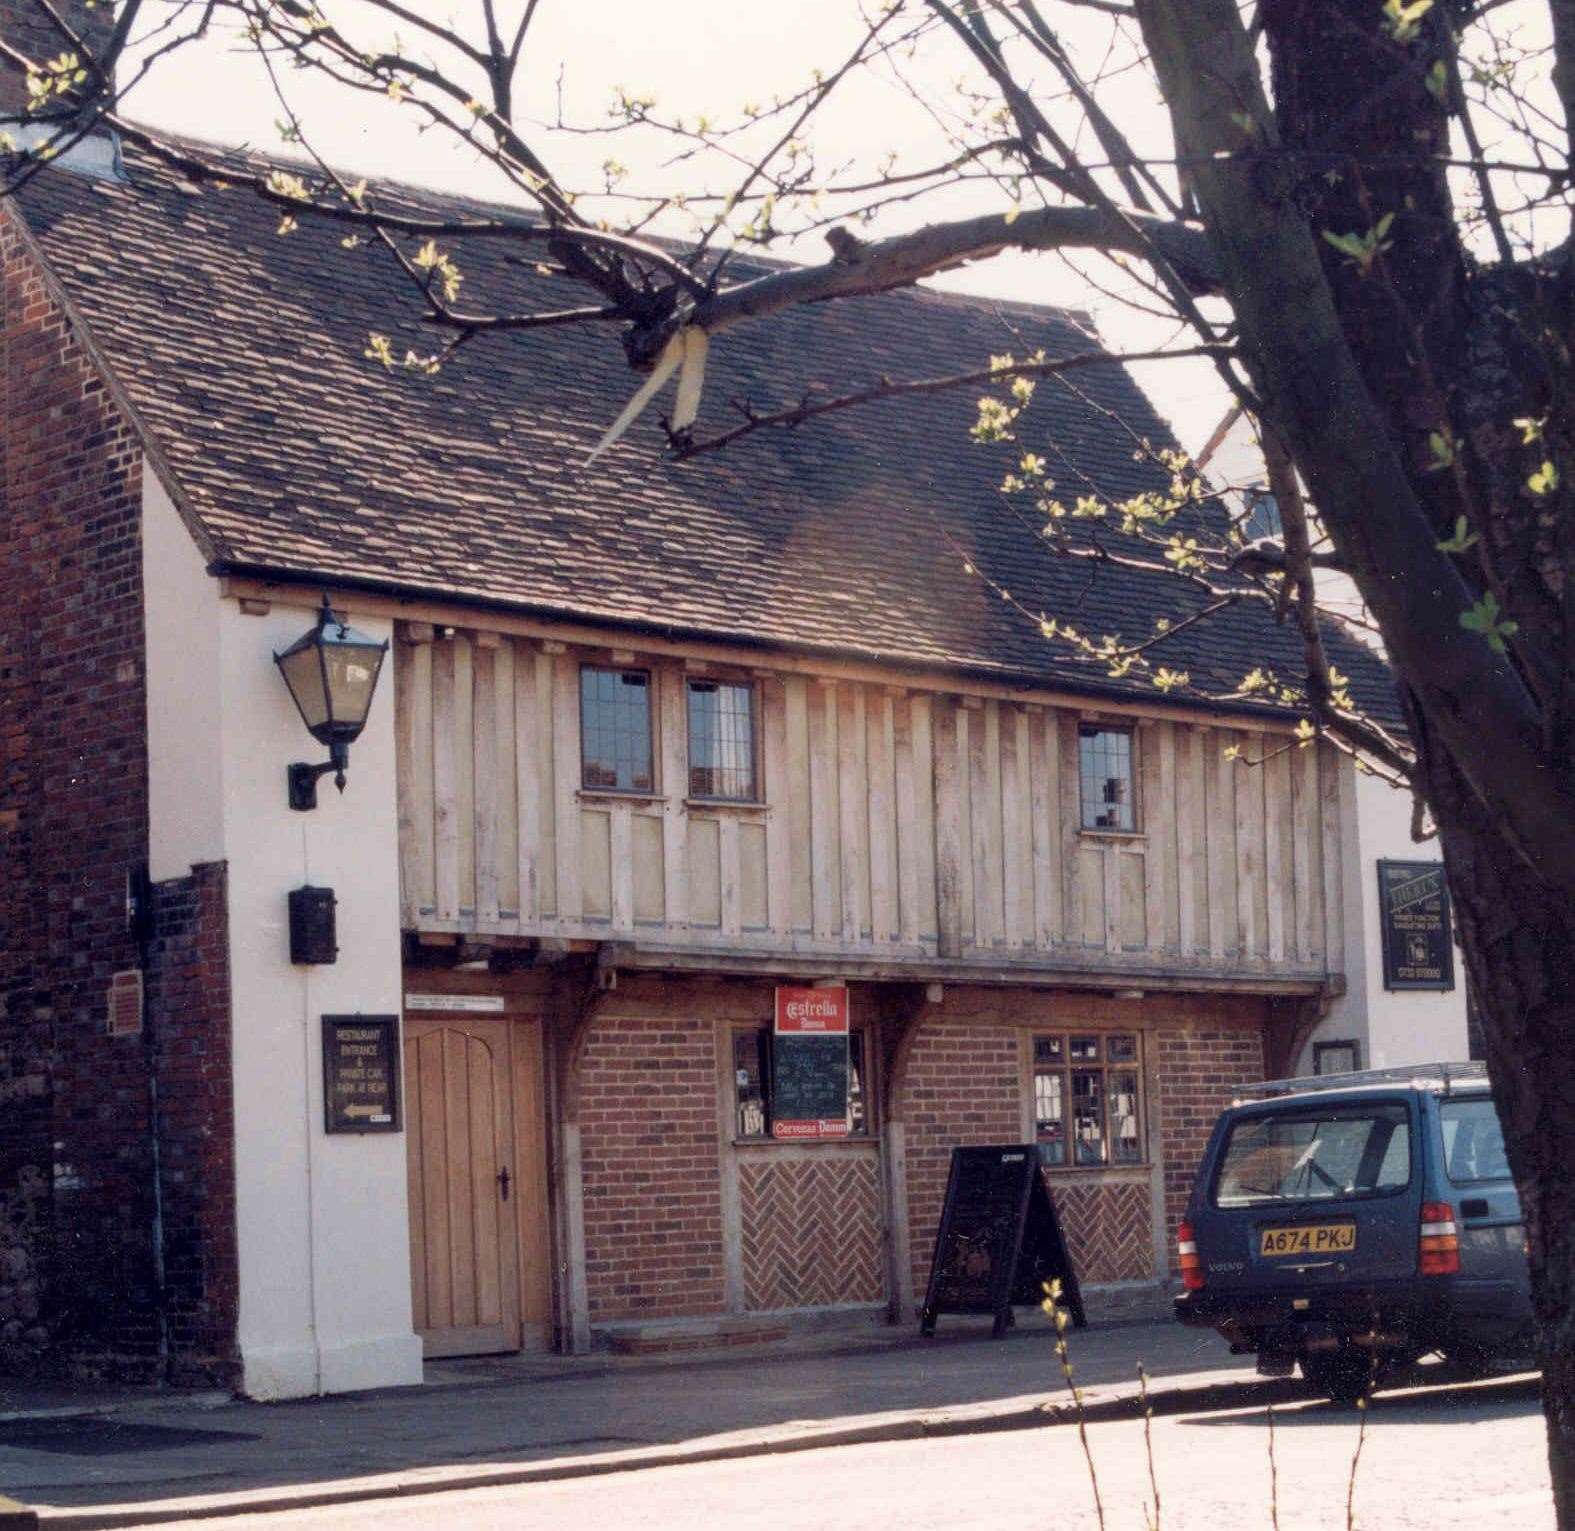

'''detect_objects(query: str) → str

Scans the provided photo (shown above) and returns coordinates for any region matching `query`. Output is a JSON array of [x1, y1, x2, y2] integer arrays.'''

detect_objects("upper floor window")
[[1242, 487, 1283, 542], [688, 680, 758, 801], [580, 667, 654, 792], [1078, 725, 1136, 832], [1034, 1032, 1143, 1167]]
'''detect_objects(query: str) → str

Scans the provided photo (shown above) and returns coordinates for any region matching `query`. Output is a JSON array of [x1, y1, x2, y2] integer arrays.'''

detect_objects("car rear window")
[[1212, 1103, 1412, 1208], [1441, 1097, 1511, 1183]]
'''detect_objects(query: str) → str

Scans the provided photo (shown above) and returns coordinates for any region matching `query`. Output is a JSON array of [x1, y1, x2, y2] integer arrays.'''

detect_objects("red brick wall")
[[147, 864, 238, 1387], [899, 1018, 1023, 1306], [1155, 1022, 1266, 1258], [0, 216, 236, 1382], [578, 1014, 726, 1322]]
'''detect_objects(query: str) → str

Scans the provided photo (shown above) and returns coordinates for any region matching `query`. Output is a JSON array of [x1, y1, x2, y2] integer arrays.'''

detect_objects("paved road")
[[3, 1319, 1247, 1515], [153, 1378, 1553, 1531]]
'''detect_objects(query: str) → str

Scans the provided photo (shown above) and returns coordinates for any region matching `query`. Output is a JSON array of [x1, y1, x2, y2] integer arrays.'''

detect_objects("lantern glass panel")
[[323, 638, 384, 731], [278, 642, 332, 732]]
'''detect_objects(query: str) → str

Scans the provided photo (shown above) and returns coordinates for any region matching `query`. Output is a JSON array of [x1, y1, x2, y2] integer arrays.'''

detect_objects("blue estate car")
[[1173, 1063, 1534, 1403]]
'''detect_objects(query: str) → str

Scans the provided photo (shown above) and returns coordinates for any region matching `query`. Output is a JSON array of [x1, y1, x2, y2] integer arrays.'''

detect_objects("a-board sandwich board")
[[919, 1143, 1086, 1338]]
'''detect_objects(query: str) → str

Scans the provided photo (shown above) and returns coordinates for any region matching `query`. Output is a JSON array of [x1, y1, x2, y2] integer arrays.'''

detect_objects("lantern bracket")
[[288, 742, 351, 812]]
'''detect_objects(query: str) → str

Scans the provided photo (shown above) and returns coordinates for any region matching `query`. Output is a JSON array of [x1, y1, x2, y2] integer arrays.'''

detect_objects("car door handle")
[[1461, 1198, 1490, 1219]]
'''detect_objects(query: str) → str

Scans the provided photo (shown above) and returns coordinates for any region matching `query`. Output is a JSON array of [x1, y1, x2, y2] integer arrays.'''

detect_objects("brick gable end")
[[0, 211, 236, 1383]]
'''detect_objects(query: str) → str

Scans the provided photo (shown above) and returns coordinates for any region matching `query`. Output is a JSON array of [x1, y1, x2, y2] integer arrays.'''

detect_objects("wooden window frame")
[[578, 664, 658, 796], [685, 677, 763, 805], [730, 1022, 876, 1144], [1032, 1030, 1146, 1169]]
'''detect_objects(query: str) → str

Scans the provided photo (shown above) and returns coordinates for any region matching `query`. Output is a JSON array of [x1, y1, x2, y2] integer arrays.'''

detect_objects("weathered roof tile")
[[15, 137, 1400, 725]]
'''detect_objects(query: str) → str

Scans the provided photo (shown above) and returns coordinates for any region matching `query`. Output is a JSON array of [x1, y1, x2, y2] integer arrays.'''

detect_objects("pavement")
[[0, 1310, 1477, 1530]]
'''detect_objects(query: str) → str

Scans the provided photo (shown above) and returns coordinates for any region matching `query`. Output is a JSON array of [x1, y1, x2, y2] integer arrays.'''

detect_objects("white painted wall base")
[[319, 1334, 426, 1397]]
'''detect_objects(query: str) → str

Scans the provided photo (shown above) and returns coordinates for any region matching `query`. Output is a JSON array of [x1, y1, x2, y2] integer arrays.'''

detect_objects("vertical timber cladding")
[[899, 990, 1272, 1313], [392, 624, 1349, 976]]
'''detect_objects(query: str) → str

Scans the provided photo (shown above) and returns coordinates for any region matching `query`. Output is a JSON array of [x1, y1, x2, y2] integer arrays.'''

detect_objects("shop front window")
[[733, 1026, 870, 1139], [1034, 1031, 1144, 1166]]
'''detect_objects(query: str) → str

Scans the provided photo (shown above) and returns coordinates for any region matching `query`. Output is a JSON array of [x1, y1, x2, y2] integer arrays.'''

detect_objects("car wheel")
[[1301, 1350, 1381, 1406]]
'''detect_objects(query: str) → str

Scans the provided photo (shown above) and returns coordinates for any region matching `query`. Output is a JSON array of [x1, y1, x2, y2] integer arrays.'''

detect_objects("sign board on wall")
[[1377, 860, 1456, 991], [322, 1015, 401, 1133], [771, 986, 849, 1140], [404, 993, 505, 1014]]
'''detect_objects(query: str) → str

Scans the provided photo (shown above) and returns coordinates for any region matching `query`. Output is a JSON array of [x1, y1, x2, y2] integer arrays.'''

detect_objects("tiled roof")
[[14, 136, 1400, 725]]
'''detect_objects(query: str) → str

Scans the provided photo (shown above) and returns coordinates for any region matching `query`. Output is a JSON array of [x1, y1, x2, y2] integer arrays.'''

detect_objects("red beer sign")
[[772, 986, 850, 1139], [774, 986, 849, 1035]]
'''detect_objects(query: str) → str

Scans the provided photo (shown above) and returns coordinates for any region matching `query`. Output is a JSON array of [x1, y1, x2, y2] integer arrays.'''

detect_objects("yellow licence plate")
[[1260, 1224, 1356, 1257]]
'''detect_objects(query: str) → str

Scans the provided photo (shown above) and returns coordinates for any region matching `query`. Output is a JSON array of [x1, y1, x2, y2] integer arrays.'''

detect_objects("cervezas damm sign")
[[771, 986, 850, 1140]]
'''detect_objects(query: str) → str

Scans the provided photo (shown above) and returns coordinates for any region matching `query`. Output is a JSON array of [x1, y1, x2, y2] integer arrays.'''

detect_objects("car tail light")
[[1178, 1220, 1205, 1291], [1420, 1201, 1460, 1275]]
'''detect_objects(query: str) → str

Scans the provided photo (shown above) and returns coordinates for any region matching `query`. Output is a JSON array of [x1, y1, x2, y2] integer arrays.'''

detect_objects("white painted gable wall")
[[143, 472, 422, 1400]]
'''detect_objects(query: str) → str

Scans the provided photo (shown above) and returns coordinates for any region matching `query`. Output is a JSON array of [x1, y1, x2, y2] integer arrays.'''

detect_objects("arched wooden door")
[[404, 1016, 535, 1357]]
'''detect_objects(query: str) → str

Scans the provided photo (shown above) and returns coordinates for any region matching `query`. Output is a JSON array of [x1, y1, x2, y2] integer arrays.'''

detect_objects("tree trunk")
[[1418, 727, 1575, 1524]]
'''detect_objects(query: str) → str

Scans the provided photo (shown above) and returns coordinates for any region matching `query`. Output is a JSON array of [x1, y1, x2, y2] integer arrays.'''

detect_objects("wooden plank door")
[[405, 1016, 522, 1358]]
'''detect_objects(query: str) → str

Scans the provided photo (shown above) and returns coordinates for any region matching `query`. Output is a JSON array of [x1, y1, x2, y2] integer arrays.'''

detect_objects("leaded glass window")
[[1078, 725, 1136, 831], [688, 680, 757, 801], [580, 668, 654, 792], [1033, 1032, 1144, 1167]]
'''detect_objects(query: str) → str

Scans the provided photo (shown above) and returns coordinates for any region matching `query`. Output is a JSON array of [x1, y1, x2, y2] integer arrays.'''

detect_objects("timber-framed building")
[[0, 119, 1407, 1393]]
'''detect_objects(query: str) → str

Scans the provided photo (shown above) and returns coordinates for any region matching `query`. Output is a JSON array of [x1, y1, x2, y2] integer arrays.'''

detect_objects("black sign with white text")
[[322, 1015, 402, 1133], [1377, 860, 1455, 991], [919, 1144, 1085, 1339]]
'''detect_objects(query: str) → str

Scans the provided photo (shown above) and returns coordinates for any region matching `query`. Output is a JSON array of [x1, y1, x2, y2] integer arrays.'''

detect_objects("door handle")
[[1461, 1197, 1490, 1219], [498, 1166, 512, 1201]]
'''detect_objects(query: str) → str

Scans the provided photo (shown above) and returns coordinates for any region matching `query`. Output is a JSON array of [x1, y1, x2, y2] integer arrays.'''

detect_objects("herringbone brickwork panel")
[[739, 1154, 884, 1310], [1049, 1178, 1155, 1284]]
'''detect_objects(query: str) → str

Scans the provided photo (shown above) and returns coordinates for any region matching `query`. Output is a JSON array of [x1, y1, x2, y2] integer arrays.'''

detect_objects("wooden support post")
[[873, 981, 933, 1325], [545, 952, 614, 1354]]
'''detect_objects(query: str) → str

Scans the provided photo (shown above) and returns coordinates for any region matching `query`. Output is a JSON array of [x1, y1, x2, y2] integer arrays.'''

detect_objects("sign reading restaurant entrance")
[[771, 986, 849, 1139], [322, 1015, 401, 1133], [920, 1144, 1085, 1338], [1377, 859, 1456, 991]]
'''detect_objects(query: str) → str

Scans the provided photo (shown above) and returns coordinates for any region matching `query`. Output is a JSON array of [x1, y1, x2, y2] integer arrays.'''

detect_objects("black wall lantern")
[[274, 595, 389, 811]]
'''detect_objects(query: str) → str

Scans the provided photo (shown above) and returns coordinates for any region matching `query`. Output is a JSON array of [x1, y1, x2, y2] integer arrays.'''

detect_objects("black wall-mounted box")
[[288, 885, 338, 965]]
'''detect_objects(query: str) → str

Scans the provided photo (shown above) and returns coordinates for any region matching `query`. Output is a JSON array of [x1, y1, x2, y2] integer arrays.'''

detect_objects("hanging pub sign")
[[771, 986, 849, 1139], [1377, 860, 1456, 992], [920, 1144, 1086, 1338], [322, 1015, 401, 1134]]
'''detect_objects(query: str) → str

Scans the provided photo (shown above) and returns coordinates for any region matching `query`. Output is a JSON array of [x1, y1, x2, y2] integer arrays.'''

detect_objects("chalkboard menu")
[[920, 1144, 1085, 1338], [322, 1015, 401, 1134], [771, 987, 849, 1139], [1377, 860, 1455, 991]]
